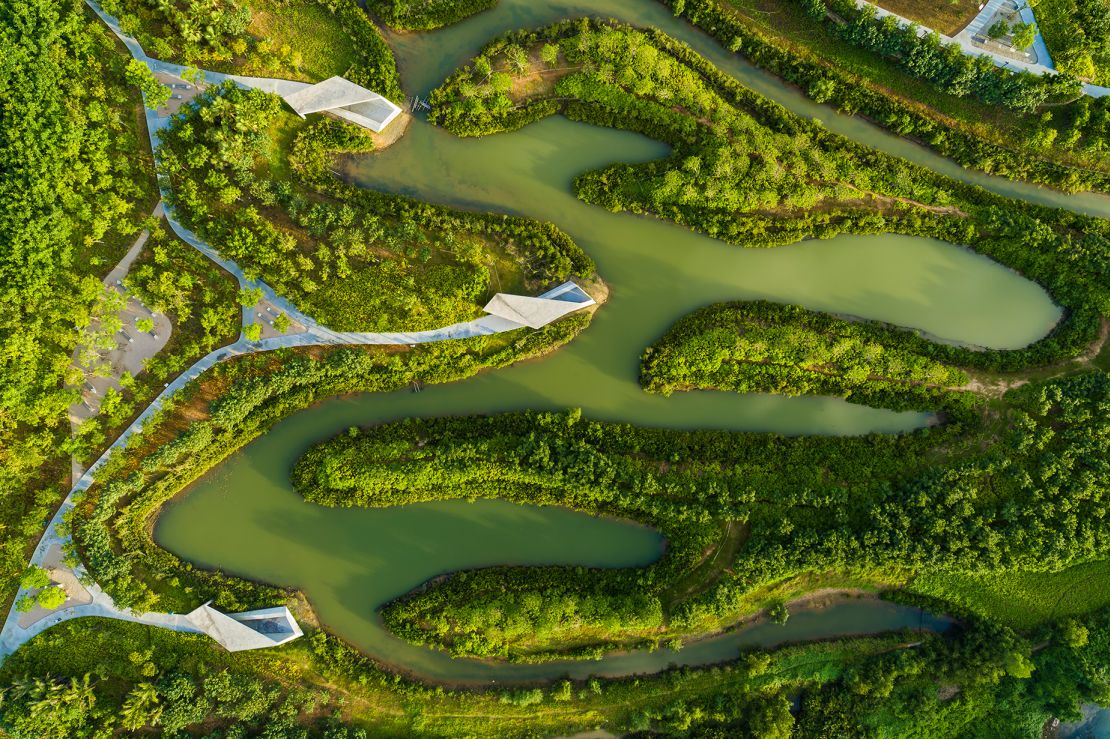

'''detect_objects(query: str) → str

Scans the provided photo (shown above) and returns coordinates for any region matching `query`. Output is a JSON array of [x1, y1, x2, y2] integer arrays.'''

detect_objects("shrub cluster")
[[293, 368, 1110, 660], [158, 83, 592, 331], [367, 0, 496, 30]]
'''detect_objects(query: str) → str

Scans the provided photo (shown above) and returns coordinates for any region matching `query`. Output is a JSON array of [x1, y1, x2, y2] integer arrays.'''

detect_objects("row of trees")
[[292, 365, 1109, 661], [656, 0, 1110, 192], [366, 0, 495, 30], [640, 300, 974, 415], [815, 0, 1080, 112]]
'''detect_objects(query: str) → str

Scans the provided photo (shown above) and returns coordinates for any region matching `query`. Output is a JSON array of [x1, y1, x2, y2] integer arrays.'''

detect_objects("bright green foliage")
[[124, 58, 171, 109], [0, 0, 157, 608], [243, 322, 262, 342], [101, 0, 403, 99], [273, 312, 291, 333], [910, 559, 1110, 629], [641, 301, 971, 413], [296, 369, 1110, 659], [19, 566, 51, 590], [987, 19, 1011, 40], [158, 83, 591, 331], [1035, 0, 1110, 84], [1012, 21, 1038, 51], [35, 585, 67, 610], [237, 287, 263, 307], [367, 0, 496, 30]]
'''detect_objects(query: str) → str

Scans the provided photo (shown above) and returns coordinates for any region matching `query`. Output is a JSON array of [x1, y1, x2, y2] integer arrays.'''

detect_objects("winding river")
[[156, 0, 1091, 683]]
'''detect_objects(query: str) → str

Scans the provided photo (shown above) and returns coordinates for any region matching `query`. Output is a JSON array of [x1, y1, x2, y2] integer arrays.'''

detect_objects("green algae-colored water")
[[156, 0, 1081, 682]]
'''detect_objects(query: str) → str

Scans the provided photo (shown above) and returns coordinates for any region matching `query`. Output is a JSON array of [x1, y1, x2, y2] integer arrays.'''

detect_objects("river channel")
[[157, 0, 1084, 683]]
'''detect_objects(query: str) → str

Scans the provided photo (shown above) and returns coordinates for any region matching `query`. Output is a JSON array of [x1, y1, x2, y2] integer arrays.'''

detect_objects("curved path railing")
[[0, 1, 558, 659]]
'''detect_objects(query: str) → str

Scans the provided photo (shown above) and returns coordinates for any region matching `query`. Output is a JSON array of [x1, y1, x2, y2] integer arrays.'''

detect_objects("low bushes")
[[367, 0, 496, 30]]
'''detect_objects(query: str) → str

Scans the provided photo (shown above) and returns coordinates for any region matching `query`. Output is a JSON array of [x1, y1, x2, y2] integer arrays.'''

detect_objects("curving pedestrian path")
[[0, 0, 585, 661]]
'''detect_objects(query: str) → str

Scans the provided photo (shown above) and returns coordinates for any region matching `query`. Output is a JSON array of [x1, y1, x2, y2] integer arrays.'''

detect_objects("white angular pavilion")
[[280, 76, 402, 133], [185, 601, 303, 652], [482, 281, 595, 329]]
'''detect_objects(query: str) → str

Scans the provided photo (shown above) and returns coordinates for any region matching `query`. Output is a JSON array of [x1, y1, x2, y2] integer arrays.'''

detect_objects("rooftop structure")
[[185, 602, 303, 652], [482, 281, 596, 329], [280, 76, 402, 133]]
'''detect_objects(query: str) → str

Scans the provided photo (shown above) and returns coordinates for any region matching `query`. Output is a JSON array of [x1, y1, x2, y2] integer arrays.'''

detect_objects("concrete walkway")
[[857, 0, 1110, 97], [0, 0, 587, 661]]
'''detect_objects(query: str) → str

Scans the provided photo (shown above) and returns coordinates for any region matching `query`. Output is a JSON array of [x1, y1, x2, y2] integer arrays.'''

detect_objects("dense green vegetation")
[[69, 313, 592, 614], [158, 83, 592, 331], [641, 300, 973, 413], [664, 0, 1110, 192], [911, 559, 1110, 630], [100, 0, 403, 99], [6, 1, 1110, 735], [429, 19, 1109, 353], [294, 359, 1109, 660], [0, 0, 159, 611], [813, 0, 1080, 112], [367, 0, 495, 30], [1035, 0, 1110, 84], [3, 605, 1108, 736]]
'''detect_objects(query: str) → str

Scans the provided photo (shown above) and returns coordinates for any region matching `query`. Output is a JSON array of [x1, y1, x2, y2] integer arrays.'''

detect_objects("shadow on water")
[[153, 0, 1092, 682]]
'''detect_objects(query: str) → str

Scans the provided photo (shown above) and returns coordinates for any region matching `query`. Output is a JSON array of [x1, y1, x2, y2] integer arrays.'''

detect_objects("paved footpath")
[[855, 0, 1110, 97], [0, 0, 567, 661]]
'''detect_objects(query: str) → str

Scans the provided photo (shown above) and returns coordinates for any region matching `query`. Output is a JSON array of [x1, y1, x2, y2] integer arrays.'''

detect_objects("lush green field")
[[911, 560, 1110, 630], [367, 0, 496, 30]]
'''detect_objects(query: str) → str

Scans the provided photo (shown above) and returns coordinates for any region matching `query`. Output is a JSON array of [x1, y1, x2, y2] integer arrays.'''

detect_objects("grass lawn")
[[871, 0, 982, 36], [909, 560, 1110, 630]]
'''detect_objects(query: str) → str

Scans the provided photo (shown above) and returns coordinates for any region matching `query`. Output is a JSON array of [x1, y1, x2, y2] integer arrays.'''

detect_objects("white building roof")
[[185, 602, 303, 652], [281, 76, 401, 132], [482, 281, 595, 329]]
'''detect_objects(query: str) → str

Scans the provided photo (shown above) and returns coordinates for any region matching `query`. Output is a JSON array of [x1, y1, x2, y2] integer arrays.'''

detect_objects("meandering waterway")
[[157, 0, 1086, 683]]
